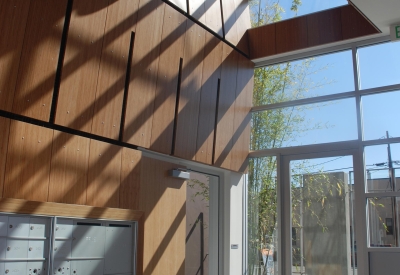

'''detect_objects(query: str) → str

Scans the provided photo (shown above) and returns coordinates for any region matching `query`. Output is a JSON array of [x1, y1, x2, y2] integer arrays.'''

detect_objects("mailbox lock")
[[54, 247, 57, 251], [31, 226, 35, 230], [5, 270, 9, 274], [6, 246, 10, 251], [9, 225, 12, 228], [29, 247, 33, 251], [55, 226, 59, 231]]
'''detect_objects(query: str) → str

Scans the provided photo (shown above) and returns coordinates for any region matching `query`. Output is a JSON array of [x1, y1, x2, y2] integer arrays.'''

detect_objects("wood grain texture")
[[48, 131, 90, 205], [222, 0, 238, 45], [195, 33, 222, 164], [213, 43, 238, 169], [123, 0, 165, 147], [230, 55, 253, 172], [204, 0, 223, 36], [150, 6, 186, 154], [0, 117, 11, 198], [307, 8, 342, 47], [4, 121, 53, 201], [248, 24, 276, 60], [87, 140, 121, 208], [189, 0, 206, 25], [0, 198, 144, 221], [139, 157, 186, 275], [275, 16, 308, 54], [12, 0, 67, 121], [55, 0, 108, 132], [233, 0, 250, 55], [120, 147, 142, 210], [91, 0, 139, 139], [340, 5, 379, 40], [0, 0, 30, 112], [174, 21, 205, 160]]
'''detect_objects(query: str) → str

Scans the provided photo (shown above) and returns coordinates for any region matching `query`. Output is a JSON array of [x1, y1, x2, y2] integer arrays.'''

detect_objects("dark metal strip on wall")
[[50, 0, 74, 124], [0, 109, 138, 150], [212, 78, 221, 165], [119, 31, 136, 142], [171, 58, 183, 156]]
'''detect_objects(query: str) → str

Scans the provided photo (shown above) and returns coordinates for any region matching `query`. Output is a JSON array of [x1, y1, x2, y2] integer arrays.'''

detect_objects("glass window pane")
[[249, 0, 347, 26], [362, 90, 400, 140], [358, 42, 400, 89], [367, 197, 400, 247], [290, 156, 356, 273], [248, 156, 279, 275], [253, 51, 354, 106], [251, 98, 358, 150], [365, 144, 400, 193]]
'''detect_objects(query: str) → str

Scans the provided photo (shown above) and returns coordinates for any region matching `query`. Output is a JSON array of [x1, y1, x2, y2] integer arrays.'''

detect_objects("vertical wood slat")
[[340, 5, 379, 40], [150, 6, 187, 154], [221, 0, 238, 44], [139, 157, 186, 275], [174, 21, 206, 160], [189, 0, 206, 24], [123, 0, 166, 147], [307, 8, 342, 47], [230, 55, 253, 172], [0, 117, 11, 198], [87, 140, 121, 208], [55, 0, 109, 132], [11, 0, 68, 121], [0, 0, 30, 112], [48, 131, 90, 205], [4, 121, 53, 202], [204, 0, 223, 36], [233, 0, 250, 55], [91, 0, 139, 140], [213, 43, 238, 169], [275, 16, 308, 54], [248, 24, 276, 60], [120, 147, 142, 210], [195, 33, 222, 164]]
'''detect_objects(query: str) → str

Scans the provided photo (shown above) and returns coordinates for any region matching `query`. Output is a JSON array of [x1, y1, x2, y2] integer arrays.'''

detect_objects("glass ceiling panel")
[[249, 0, 348, 26]]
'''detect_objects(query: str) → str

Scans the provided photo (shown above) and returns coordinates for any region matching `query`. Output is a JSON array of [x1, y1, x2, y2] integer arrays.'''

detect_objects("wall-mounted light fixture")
[[169, 168, 190, 179]]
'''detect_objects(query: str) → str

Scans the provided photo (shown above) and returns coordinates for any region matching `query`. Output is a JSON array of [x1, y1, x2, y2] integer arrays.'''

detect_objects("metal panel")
[[55, 219, 73, 239], [71, 224, 105, 258], [4, 262, 27, 275], [27, 260, 47, 275], [5, 240, 28, 259], [53, 260, 71, 275], [29, 218, 49, 238], [104, 225, 133, 274], [0, 238, 6, 258], [54, 240, 71, 259], [7, 216, 29, 237], [0, 215, 8, 236], [28, 240, 47, 259], [71, 259, 104, 275]]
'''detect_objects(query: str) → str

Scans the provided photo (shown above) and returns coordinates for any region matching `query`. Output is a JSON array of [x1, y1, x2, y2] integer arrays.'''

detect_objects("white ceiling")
[[350, 0, 400, 34]]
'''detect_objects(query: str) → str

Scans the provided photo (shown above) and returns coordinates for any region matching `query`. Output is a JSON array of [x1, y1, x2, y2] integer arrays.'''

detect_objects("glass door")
[[281, 150, 360, 275]]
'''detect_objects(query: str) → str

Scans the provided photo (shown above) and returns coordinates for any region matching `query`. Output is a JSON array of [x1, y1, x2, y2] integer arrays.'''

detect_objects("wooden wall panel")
[[248, 24, 276, 59], [307, 8, 342, 47], [222, 0, 238, 45], [233, 0, 250, 55], [341, 4, 379, 40], [0, 117, 10, 198], [12, 0, 67, 121], [87, 140, 121, 208], [275, 16, 308, 54], [56, 0, 108, 132], [230, 55, 253, 172], [48, 131, 90, 205], [150, 6, 187, 154], [195, 33, 222, 164], [174, 21, 206, 160], [4, 121, 53, 201], [189, 0, 206, 25], [213, 43, 238, 169], [123, 0, 165, 147], [205, 0, 223, 36], [120, 147, 142, 210], [139, 157, 186, 275], [91, 0, 139, 139], [0, 0, 30, 112]]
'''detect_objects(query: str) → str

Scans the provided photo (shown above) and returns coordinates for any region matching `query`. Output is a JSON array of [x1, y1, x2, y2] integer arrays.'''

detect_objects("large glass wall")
[[248, 40, 400, 274]]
